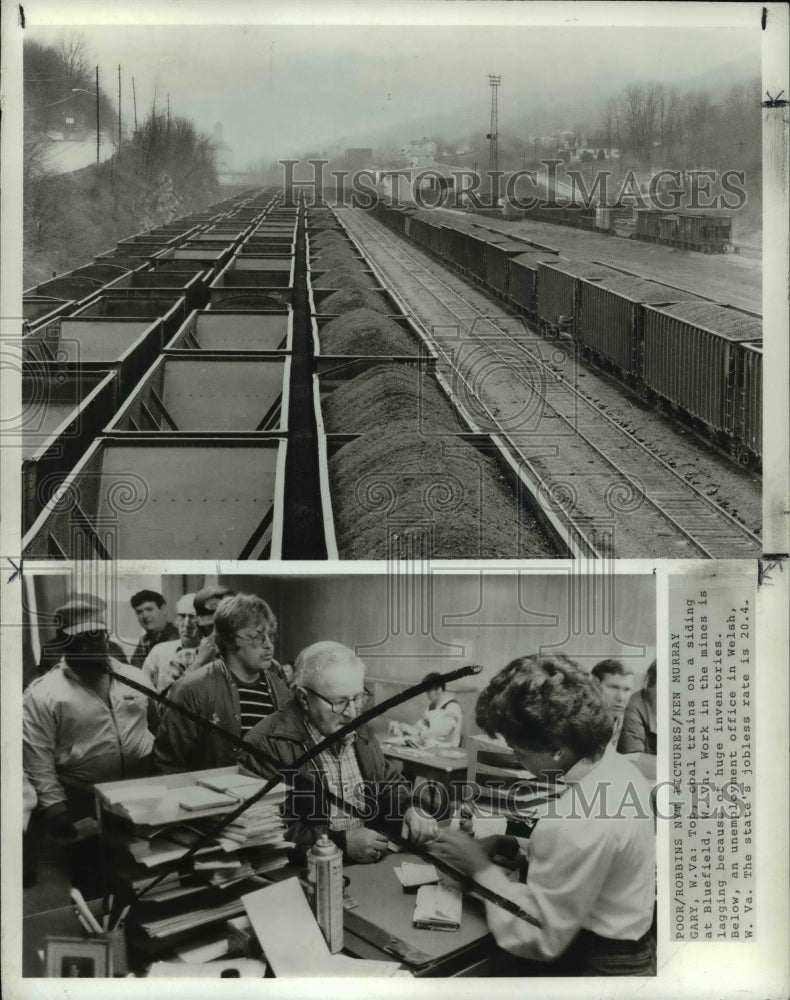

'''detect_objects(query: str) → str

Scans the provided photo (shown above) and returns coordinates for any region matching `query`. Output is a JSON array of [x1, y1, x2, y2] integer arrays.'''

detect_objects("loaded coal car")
[[732, 341, 762, 467], [535, 259, 617, 335], [575, 273, 703, 382], [502, 249, 560, 316], [674, 211, 732, 253], [486, 242, 545, 302], [641, 301, 762, 463]]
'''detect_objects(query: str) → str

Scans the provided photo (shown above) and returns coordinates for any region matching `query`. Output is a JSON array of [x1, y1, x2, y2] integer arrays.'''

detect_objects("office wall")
[[26, 572, 655, 713], [219, 570, 656, 684]]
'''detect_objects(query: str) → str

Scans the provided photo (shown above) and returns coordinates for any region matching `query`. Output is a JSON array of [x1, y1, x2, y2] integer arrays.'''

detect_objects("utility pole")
[[167, 92, 171, 133], [118, 64, 122, 151], [95, 65, 100, 164], [132, 76, 138, 131], [487, 74, 501, 202]]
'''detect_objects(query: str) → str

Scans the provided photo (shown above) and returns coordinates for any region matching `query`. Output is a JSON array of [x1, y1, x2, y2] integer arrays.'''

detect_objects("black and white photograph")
[[1, 2, 788, 999], [5, 1, 784, 562], [43, 935, 109, 978], [20, 569, 657, 978]]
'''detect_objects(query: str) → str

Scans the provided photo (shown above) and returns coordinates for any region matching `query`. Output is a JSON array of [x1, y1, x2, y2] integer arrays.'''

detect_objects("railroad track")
[[736, 242, 761, 258], [342, 208, 761, 560]]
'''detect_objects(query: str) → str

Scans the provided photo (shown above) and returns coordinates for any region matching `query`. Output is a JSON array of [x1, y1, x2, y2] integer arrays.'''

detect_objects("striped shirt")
[[305, 719, 365, 832], [231, 672, 276, 736]]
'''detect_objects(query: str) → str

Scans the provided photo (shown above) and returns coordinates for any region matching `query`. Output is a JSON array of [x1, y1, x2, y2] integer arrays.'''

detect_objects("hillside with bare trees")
[[24, 35, 220, 285]]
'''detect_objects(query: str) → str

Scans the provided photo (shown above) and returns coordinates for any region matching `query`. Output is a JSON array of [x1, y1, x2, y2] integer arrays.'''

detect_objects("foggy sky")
[[26, 16, 762, 169]]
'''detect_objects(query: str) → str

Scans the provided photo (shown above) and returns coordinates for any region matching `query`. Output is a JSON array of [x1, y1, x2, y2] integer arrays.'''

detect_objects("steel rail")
[[343, 208, 760, 559]]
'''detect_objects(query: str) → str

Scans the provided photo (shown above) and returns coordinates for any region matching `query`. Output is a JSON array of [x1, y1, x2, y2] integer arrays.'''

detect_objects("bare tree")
[[55, 33, 90, 90], [619, 83, 663, 163]]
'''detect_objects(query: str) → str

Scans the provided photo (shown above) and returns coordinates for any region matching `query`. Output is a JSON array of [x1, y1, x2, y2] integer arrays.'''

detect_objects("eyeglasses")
[[301, 686, 372, 715], [235, 628, 277, 648]]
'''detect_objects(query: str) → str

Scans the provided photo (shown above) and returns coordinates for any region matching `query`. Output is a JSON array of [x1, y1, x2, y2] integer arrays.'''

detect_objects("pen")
[[104, 893, 115, 933], [70, 888, 104, 935], [113, 904, 131, 930], [72, 907, 94, 936]]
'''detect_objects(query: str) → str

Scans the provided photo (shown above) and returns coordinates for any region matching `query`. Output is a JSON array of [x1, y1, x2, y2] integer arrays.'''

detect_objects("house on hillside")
[[399, 138, 438, 169]]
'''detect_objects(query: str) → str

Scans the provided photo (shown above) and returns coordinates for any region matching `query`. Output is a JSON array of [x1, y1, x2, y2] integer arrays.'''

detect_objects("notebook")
[[197, 773, 268, 796], [178, 786, 239, 812]]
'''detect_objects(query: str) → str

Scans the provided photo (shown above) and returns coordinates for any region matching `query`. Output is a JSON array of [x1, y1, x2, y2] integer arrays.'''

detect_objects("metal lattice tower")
[[487, 74, 501, 182]]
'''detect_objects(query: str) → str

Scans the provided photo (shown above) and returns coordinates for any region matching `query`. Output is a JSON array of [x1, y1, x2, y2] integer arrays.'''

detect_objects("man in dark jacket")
[[130, 590, 178, 669], [241, 641, 439, 864], [153, 594, 291, 773]]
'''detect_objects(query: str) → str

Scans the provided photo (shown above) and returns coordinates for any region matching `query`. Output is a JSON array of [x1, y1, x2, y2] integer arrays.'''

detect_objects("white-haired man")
[[241, 641, 438, 864], [141, 593, 202, 692]]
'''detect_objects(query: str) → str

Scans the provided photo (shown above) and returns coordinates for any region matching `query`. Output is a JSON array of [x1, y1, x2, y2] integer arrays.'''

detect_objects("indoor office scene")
[[21, 570, 657, 978]]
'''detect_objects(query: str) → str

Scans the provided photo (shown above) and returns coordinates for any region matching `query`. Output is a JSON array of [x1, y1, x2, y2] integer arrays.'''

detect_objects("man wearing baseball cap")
[[23, 599, 155, 847], [36, 593, 128, 675], [183, 585, 237, 673]]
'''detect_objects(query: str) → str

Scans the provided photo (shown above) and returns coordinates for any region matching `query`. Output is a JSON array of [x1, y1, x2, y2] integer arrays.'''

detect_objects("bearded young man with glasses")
[[153, 594, 291, 774], [240, 641, 439, 865]]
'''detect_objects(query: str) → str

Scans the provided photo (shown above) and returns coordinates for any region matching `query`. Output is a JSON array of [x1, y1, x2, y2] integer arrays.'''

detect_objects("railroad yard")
[[20, 188, 762, 561]]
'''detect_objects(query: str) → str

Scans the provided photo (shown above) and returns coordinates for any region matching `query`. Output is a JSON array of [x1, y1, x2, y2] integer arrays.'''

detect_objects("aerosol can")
[[307, 834, 344, 953]]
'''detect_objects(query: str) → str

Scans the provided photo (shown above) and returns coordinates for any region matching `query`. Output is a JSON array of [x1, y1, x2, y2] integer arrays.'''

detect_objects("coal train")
[[502, 200, 733, 254], [371, 200, 761, 470], [20, 190, 565, 561]]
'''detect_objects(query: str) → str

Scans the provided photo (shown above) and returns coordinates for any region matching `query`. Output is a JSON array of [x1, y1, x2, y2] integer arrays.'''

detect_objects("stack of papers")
[[123, 830, 219, 869], [215, 791, 290, 853], [139, 897, 248, 940], [412, 882, 462, 931], [393, 863, 439, 888], [100, 784, 179, 825]]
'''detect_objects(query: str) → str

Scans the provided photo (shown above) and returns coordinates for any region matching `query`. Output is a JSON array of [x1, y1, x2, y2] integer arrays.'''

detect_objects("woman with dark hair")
[[429, 654, 655, 976]]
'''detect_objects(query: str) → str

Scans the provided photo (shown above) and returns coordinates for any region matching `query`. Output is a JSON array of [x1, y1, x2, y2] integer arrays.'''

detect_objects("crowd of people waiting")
[[22, 586, 657, 975]]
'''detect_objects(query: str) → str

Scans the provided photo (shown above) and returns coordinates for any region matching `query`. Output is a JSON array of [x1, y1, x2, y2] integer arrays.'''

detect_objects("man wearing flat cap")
[[36, 593, 128, 675], [183, 584, 237, 674], [23, 599, 155, 843]]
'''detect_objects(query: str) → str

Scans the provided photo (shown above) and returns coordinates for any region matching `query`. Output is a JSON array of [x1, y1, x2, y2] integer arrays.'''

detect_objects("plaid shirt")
[[305, 719, 366, 832]]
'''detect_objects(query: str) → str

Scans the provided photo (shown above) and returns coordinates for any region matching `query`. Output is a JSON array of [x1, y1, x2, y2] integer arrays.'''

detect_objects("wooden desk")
[[382, 746, 468, 816], [342, 849, 516, 977], [23, 862, 528, 979]]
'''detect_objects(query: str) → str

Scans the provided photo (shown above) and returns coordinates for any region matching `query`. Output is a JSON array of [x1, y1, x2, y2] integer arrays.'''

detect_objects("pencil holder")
[[107, 927, 129, 977]]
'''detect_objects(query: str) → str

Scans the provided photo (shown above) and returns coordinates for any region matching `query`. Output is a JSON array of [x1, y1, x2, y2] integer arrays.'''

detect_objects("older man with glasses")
[[141, 593, 202, 693], [153, 593, 291, 774], [241, 641, 439, 865]]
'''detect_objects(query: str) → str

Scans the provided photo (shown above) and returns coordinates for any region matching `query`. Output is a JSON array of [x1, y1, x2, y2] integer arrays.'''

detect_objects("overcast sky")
[[24, 4, 763, 169]]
